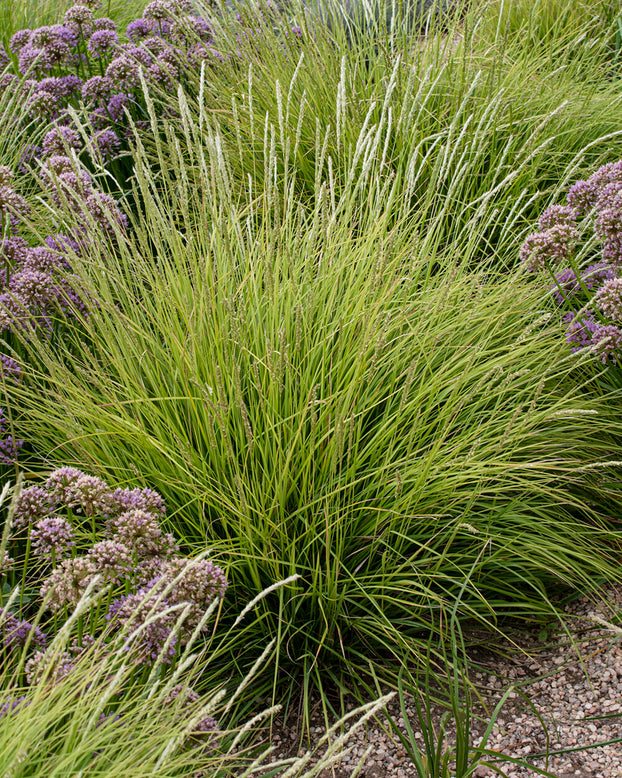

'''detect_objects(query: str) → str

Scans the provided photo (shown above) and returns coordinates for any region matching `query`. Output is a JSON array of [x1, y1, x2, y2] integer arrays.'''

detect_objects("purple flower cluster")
[[522, 160, 622, 365], [9, 469, 228, 652], [0, 608, 47, 651]]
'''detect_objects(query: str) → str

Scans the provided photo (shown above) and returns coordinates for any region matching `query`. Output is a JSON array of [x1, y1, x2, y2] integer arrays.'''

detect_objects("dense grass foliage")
[[10, 105, 622, 696], [2, 0, 622, 768]]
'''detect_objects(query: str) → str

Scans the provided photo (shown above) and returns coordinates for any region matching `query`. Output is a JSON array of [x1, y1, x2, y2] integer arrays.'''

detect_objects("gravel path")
[[266, 586, 622, 777]]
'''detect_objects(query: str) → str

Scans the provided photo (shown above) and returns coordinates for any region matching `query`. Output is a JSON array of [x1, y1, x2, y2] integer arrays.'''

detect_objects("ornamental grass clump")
[[11, 97, 622, 703], [520, 159, 622, 365]]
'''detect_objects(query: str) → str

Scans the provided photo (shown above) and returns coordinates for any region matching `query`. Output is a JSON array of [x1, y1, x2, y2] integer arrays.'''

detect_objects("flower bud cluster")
[[522, 160, 622, 364]]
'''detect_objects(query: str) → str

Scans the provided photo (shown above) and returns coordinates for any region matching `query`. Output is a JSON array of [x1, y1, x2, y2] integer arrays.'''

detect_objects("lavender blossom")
[[31, 516, 75, 559], [0, 434, 22, 465]]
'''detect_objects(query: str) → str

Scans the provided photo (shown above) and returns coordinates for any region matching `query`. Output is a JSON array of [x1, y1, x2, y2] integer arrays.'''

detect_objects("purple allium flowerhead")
[[590, 160, 622, 195], [162, 557, 228, 626], [31, 24, 78, 49], [18, 45, 51, 78], [107, 508, 175, 558], [9, 29, 32, 53], [143, 0, 179, 21], [0, 355, 22, 382], [8, 269, 54, 310], [84, 191, 128, 232], [12, 485, 54, 530], [105, 92, 130, 122], [55, 273, 91, 319], [519, 224, 578, 272], [0, 434, 23, 465], [0, 549, 13, 575], [147, 62, 175, 91], [45, 467, 86, 502], [126, 18, 155, 41], [121, 44, 154, 67], [106, 584, 178, 664], [0, 167, 12, 186], [27, 90, 59, 118], [567, 178, 597, 216], [93, 129, 120, 162], [134, 555, 167, 587], [38, 75, 82, 101], [87, 540, 133, 584], [24, 244, 70, 273], [0, 43, 8, 69], [0, 236, 28, 265], [109, 486, 166, 518], [87, 29, 119, 58], [93, 18, 116, 33], [563, 311, 597, 352], [40, 556, 96, 611], [25, 648, 74, 685], [64, 473, 113, 517], [42, 125, 82, 157], [538, 204, 576, 231], [64, 5, 94, 27], [0, 73, 19, 95], [0, 184, 29, 222], [105, 56, 140, 90], [81, 75, 114, 105], [81, 0, 104, 8], [1, 608, 48, 650], [595, 276, 622, 321], [31, 516, 75, 559], [592, 323, 622, 364], [0, 696, 28, 719]]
